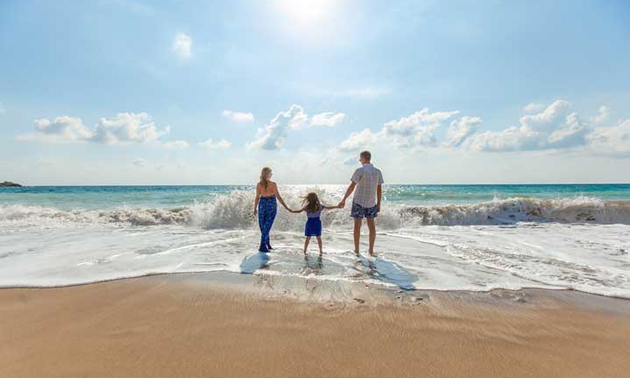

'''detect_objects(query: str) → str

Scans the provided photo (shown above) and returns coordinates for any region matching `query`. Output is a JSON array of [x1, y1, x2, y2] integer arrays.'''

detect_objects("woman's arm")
[[253, 183, 261, 216], [274, 183, 291, 211], [290, 208, 304, 214]]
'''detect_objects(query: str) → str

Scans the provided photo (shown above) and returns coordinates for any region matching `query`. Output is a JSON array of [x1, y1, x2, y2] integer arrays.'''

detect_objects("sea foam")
[[2, 193, 629, 229]]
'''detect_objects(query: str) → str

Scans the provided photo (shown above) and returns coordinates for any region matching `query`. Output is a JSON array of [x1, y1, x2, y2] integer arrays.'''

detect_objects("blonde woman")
[[253, 167, 291, 252]]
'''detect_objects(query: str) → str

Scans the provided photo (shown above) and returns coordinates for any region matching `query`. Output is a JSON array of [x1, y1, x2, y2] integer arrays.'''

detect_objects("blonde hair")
[[302, 192, 321, 213], [259, 167, 272, 190]]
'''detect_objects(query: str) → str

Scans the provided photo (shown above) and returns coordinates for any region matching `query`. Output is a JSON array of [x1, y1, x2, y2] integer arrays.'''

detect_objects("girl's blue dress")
[[305, 208, 323, 236]]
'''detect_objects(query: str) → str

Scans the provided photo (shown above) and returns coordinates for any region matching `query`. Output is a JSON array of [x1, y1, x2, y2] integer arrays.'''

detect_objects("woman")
[[253, 167, 291, 252]]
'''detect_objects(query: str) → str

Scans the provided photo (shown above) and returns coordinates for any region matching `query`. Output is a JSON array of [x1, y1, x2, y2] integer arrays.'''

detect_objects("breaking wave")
[[1, 192, 630, 229]]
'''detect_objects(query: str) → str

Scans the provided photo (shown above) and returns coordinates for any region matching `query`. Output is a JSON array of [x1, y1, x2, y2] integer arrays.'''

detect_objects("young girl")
[[290, 192, 339, 255]]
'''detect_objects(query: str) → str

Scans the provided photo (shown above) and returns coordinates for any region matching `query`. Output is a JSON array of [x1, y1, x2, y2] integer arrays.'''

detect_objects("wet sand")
[[1, 273, 630, 378]]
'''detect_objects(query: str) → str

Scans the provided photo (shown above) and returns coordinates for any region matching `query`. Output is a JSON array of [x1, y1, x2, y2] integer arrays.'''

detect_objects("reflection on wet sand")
[[355, 256, 418, 290], [239, 252, 270, 274], [301, 254, 324, 276], [240, 250, 417, 295]]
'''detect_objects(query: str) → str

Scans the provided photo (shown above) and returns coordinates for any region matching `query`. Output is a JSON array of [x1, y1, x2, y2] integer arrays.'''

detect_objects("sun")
[[273, 0, 335, 28]]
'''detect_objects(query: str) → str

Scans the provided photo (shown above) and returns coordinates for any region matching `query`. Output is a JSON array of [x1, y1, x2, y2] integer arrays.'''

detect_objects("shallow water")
[[1, 185, 629, 298]]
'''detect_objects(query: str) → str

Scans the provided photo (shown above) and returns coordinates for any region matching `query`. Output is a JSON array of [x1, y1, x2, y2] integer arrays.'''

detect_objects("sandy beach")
[[2, 273, 629, 378]]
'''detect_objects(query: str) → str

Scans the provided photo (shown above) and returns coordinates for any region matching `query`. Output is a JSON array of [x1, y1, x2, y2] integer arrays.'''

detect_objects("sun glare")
[[273, 0, 335, 28]]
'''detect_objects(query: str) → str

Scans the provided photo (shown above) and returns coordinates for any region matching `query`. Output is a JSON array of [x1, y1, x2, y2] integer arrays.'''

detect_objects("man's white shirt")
[[350, 163, 384, 208]]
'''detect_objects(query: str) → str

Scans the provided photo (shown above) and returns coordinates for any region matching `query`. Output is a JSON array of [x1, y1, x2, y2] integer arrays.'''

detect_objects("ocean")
[[1, 184, 629, 297]]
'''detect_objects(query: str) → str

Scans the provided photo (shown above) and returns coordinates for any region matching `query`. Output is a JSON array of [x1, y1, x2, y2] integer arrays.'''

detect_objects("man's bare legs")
[[303, 236, 311, 254], [353, 218, 362, 255], [366, 217, 376, 256], [315, 236, 323, 254]]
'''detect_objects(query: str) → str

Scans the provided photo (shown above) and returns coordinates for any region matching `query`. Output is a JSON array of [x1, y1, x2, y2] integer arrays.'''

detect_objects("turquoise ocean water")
[[1, 184, 629, 210]]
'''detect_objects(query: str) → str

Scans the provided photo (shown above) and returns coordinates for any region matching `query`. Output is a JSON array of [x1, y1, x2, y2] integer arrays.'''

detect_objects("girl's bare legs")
[[316, 236, 323, 254], [303, 236, 311, 254]]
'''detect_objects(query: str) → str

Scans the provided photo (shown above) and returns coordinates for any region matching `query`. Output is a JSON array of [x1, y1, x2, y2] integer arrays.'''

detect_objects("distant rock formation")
[[0, 181, 22, 187]]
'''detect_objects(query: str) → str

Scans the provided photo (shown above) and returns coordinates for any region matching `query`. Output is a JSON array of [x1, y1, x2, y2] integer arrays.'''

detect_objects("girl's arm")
[[290, 208, 304, 214], [322, 204, 341, 210], [274, 184, 291, 211], [253, 183, 261, 216]]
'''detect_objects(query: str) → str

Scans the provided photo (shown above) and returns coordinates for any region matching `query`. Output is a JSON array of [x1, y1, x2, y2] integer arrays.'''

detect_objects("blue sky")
[[1, 0, 629, 185]]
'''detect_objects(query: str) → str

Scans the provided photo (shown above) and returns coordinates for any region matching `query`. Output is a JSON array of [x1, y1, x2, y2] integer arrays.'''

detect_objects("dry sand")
[[1, 273, 630, 378]]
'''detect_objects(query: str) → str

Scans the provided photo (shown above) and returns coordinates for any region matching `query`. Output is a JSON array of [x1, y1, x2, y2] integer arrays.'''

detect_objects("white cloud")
[[445, 116, 482, 147], [221, 110, 254, 123], [310, 112, 345, 127], [586, 119, 630, 156], [336, 108, 464, 154], [523, 102, 545, 113], [546, 112, 589, 148], [199, 138, 231, 149], [91, 113, 169, 145], [16, 112, 188, 148], [467, 126, 537, 152], [33, 116, 93, 142], [249, 105, 304, 150], [589, 106, 610, 125], [163, 140, 189, 150], [519, 100, 572, 133], [172, 32, 192, 60], [285, 105, 309, 130], [333, 100, 627, 157], [343, 156, 359, 165], [383, 108, 459, 148], [467, 100, 589, 152], [133, 158, 147, 167], [249, 105, 344, 150], [338, 128, 379, 152]]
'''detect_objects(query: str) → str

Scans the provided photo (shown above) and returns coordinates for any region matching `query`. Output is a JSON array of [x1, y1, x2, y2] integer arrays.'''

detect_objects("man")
[[338, 150, 384, 256]]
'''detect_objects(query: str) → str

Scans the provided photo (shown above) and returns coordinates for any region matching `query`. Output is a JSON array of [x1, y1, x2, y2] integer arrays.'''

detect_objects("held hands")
[[284, 204, 298, 213], [338, 200, 346, 209]]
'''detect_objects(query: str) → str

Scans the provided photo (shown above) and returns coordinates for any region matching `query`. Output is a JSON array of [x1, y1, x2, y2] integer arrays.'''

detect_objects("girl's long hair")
[[302, 192, 321, 213], [259, 167, 272, 190]]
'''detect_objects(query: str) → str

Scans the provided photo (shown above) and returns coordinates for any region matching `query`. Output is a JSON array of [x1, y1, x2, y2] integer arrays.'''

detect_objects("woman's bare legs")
[[316, 236, 323, 254], [303, 236, 311, 254]]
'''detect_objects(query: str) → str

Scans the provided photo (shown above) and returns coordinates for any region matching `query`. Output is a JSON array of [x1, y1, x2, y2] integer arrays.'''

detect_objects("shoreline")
[[2, 272, 630, 378], [3, 267, 630, 307], [2, 270, 630, 305]]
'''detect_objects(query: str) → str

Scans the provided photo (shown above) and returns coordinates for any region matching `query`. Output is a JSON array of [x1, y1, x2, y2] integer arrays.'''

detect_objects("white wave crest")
[[2, 194, 630, 229], [397, 196, 630, 225]]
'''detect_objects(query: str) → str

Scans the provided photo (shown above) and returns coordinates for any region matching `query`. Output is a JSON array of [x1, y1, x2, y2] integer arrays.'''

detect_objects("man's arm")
[[338, 182, 356, 208], [376, 184, 382, 213]]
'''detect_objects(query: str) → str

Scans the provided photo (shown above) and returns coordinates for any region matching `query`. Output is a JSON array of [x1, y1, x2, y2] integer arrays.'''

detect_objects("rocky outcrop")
[[0, 181, 22, 187]]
